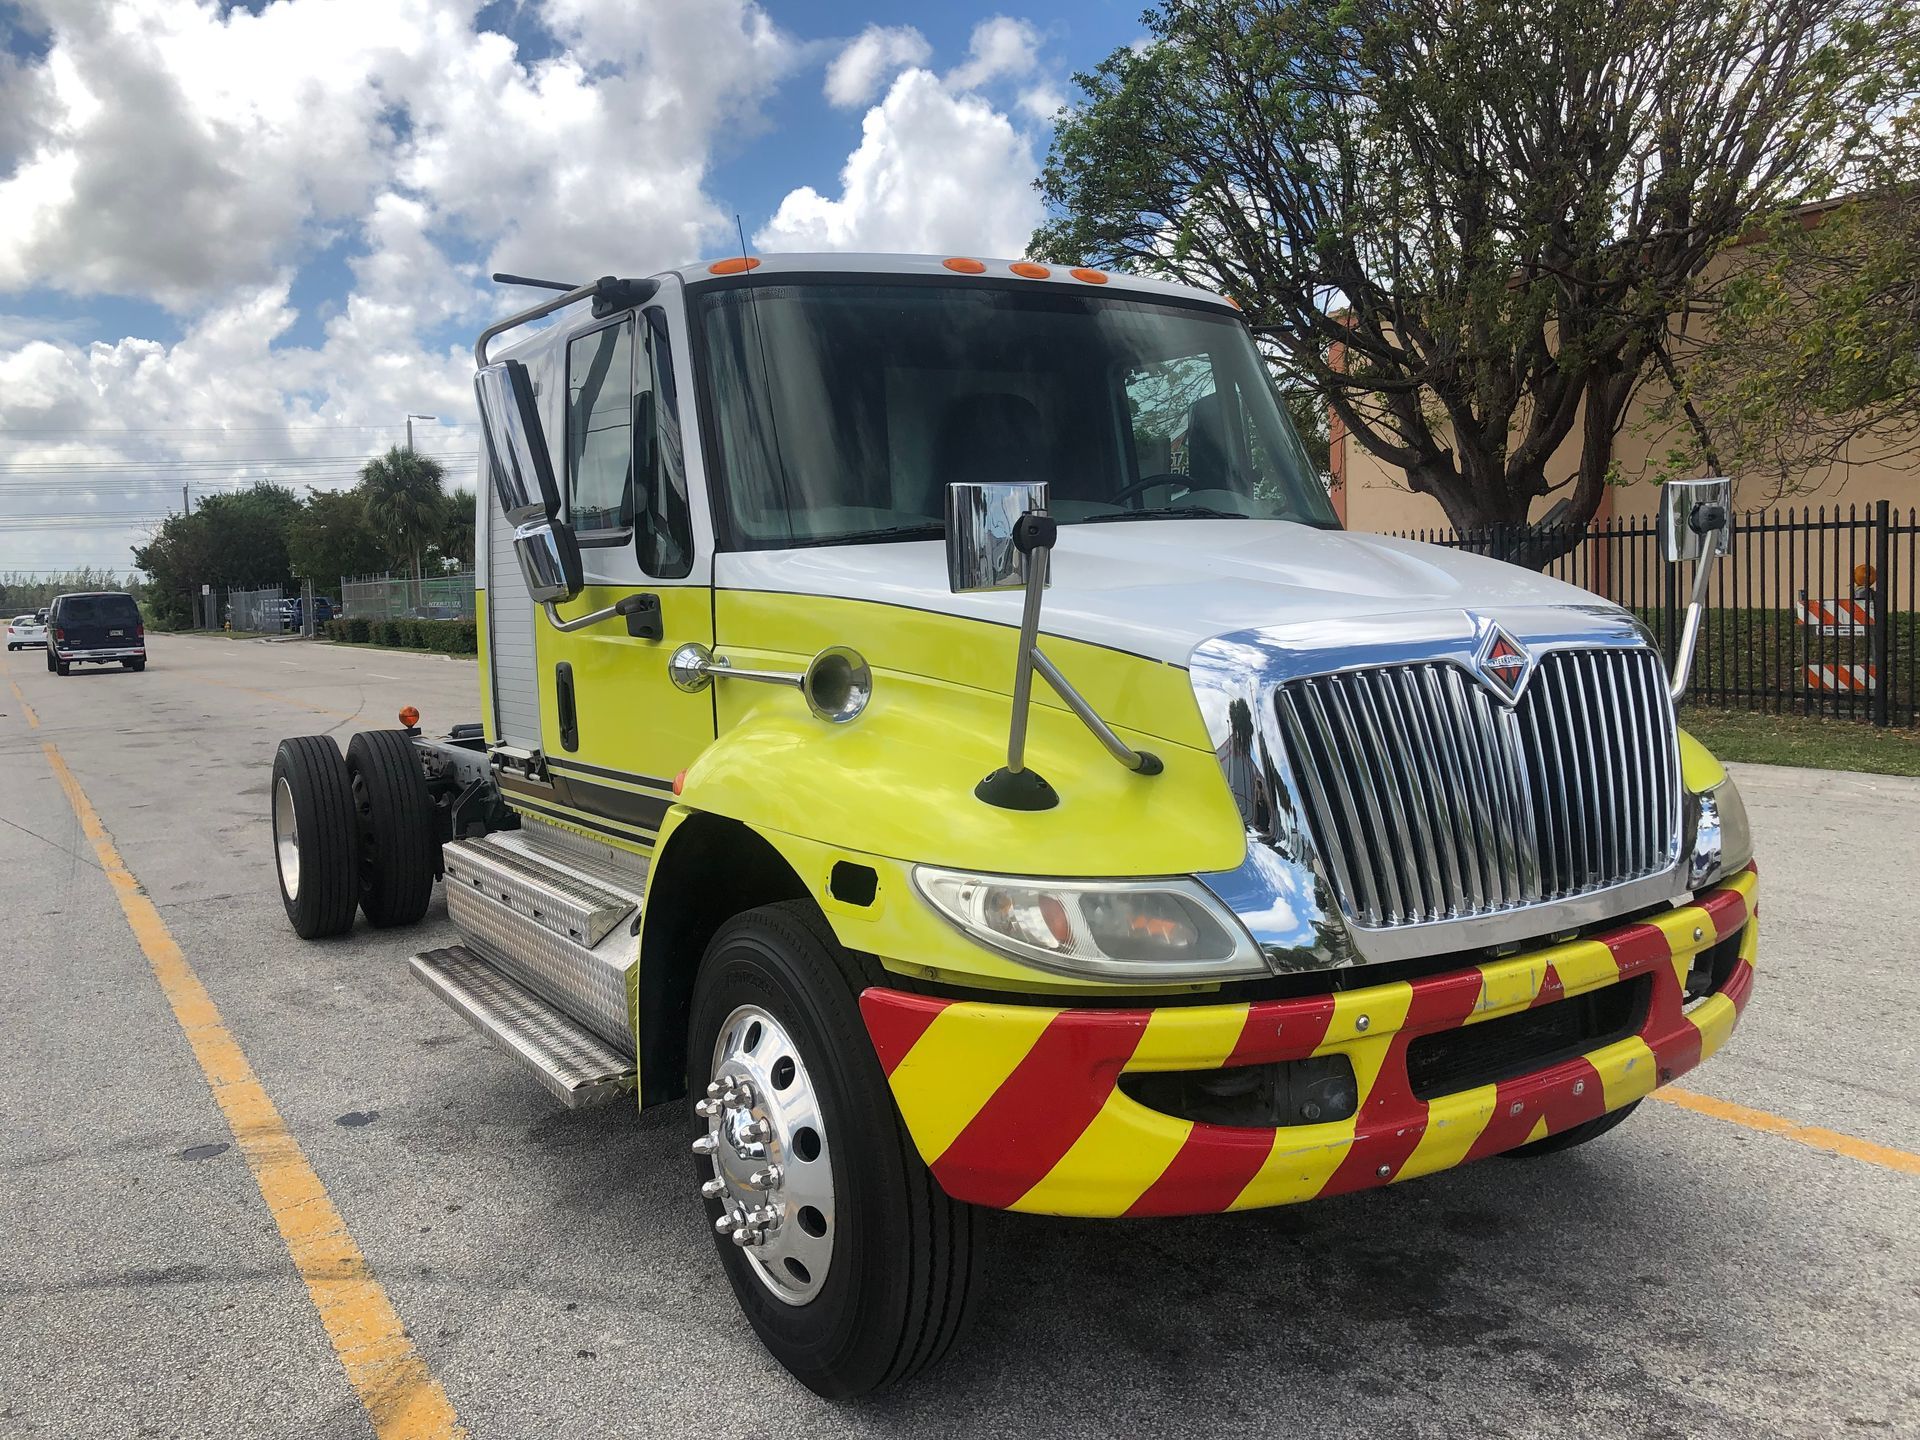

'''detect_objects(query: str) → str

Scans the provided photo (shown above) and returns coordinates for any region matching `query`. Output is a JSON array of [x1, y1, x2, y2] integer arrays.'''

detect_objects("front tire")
[[687, 902, 979, 1397], [272, 736, 360, 938], [344, 730, 437, 928]]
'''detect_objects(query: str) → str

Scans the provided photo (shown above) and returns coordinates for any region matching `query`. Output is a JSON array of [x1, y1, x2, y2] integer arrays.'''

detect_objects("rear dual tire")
[[345, 730, 437, 928], [272, 731, 436, 938], [272, 737, 360, 939]]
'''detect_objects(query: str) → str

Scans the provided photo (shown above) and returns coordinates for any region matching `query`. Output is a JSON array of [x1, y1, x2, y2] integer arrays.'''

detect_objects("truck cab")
[[268, 253, 1756, 1398]]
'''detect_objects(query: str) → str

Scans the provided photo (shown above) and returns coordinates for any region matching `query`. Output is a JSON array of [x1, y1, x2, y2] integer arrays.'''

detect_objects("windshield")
[[697, 280, 1336, 549]]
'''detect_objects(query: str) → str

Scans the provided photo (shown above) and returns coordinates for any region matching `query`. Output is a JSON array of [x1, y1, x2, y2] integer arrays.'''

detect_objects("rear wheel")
[[687, 902, 979, 1398], [123, 659, 145, 672], [344, 730, 436, 928], [272, 736, 359, 939], [1501, 1099, 1641, 1158]]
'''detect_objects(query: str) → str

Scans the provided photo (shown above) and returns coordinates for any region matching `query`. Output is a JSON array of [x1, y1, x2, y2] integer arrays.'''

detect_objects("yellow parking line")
[[41, 740, 465, 1439], [1651, 1087, 1920, 1176], [6, 676, 38, 728]]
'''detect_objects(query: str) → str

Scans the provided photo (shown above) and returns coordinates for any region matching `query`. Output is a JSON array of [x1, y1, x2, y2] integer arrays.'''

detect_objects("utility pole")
[[182, 484, 190, 515], [406, 413, 437, 453]]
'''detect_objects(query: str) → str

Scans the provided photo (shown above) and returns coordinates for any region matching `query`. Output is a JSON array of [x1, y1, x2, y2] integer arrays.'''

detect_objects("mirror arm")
[[1029, 648, 1163, 775], [542, 593, 649, 634], [1668, 514, 1727, 703]]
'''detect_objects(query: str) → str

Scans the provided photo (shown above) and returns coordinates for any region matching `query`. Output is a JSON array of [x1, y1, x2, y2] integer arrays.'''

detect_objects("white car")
[[6, 614, 47, 650]]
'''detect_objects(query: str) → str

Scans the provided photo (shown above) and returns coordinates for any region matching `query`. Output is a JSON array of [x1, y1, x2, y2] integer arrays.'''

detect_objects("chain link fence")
[[228, 585, 289, 634], [341, 572, 475, 622]]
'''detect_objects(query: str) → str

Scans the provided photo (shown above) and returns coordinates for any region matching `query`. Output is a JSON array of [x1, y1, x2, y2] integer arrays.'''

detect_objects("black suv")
[[47, 591, 146, 675]]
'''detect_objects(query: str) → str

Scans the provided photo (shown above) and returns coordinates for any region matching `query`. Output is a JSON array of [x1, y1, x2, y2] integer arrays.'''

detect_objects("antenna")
[[491, 272, 580, 293]]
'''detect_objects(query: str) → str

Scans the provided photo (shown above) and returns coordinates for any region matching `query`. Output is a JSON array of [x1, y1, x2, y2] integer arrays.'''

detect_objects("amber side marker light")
[[708, 256, 761, 275], [1070, 267, 1109, 284], [1009, 262, 1050, 279], [398, 705, 420, 729], [943, 257, 987, 274], [672, 769, 687, 796]]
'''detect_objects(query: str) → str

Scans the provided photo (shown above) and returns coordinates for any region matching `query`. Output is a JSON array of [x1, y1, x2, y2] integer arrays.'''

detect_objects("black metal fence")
[[1391, 500, 1918, 728]]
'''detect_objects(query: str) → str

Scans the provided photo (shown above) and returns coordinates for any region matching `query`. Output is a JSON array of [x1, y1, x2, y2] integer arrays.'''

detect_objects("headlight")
[[911, 867, 1268, 983], [1689, 777, 1753, 889]]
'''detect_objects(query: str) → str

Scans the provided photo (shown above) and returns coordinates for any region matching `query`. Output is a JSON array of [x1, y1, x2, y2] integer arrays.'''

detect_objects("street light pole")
[[405, 413, 437, 453]]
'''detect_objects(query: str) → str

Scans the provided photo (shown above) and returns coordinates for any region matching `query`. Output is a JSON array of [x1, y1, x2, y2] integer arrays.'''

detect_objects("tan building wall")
[[1335, 238, 1919, 535]]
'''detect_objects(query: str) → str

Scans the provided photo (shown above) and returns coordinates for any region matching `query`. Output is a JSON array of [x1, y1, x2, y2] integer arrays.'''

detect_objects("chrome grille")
[[1274, 647, 1680, 929]]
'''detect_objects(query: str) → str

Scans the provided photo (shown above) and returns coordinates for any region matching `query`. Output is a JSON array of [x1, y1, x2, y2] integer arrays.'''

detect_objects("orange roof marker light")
[[1070, 267, 1109, 285], [1009, 261, 1051, 279], [943, 257, 987, 274], [398, 705, 420, 729], [709, 256, 761, 276]]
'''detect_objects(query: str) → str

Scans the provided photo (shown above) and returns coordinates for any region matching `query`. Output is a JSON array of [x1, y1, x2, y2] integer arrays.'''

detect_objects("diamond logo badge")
[[1475, 624, 1531, 704]]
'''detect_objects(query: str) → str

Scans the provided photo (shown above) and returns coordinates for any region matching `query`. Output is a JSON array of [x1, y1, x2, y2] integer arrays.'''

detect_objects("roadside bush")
[[326, 614, 476, 655]]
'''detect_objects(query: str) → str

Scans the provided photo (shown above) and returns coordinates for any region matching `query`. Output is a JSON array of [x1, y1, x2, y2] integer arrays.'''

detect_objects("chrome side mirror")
[[1660, 477, 1733, 703], [511, 518, 583, 605], [476, 358, 582, 604], [945, 481, 1051, 593], [945, 480, 1160, 810], [1659, 477, 1732, 563]]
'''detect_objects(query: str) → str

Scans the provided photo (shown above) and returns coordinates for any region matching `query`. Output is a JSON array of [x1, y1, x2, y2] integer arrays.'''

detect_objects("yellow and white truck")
[[269, 253, 1756, 1397]]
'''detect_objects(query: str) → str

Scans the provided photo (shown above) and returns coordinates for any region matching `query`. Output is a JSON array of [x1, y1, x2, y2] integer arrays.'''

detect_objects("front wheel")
[[687, 902, 980, 1397]]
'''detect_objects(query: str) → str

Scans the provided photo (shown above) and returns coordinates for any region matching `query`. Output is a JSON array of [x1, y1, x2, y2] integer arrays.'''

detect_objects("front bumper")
[[860, 867, 1757, 1217]]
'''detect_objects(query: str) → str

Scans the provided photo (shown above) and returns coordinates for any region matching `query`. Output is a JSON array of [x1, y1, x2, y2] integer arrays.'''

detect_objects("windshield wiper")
[[1076, 505, 1241, 523], [786, 523, 945, 549]]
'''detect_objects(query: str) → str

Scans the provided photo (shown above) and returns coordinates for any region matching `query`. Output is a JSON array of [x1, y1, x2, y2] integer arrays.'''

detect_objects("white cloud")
[[946, 16, 1042, 92], [0, 0, 798, 573], [757, 17, 1058, 259], [824, 25, 931, 109], [757, 70, 1043, 256]]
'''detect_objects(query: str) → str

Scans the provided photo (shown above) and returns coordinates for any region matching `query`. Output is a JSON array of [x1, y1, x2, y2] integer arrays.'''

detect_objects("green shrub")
[[345, 615, 371, 643], [323, 618, 347, 642], [372, 619, 401, 647]]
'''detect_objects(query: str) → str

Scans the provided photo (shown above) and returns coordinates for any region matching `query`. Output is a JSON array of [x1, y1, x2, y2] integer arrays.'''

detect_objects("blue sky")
[[0, 0, 1147, 574]]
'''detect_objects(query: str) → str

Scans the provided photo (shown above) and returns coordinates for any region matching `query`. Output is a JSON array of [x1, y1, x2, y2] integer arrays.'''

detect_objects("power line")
[[0, 450, 478, 473], [0, 422, 478, 435]]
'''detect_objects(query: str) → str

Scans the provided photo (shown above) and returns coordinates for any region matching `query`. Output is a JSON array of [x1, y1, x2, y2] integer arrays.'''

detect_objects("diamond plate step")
[[442, 836, 637, 948], [410, 946, 635, 1109]]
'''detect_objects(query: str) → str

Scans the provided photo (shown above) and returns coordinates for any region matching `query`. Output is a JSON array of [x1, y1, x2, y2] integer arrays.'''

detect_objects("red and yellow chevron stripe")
[[861, 867, 1758, 1217]]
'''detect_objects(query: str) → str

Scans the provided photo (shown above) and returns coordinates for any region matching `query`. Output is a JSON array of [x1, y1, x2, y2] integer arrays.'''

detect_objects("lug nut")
[[705, 1079, 724, 1099], [690, 1133, 718, 1156], [752, 1118, 773, 1142], [746, 1206, 779, 1226], [714, 1212, 738, 1234], [700, 1177, 727, 1200], [732, 1080, 756, 1106], [694, 1098, 721, 1118], [731, 1227, 762, 1248], [748, 1166, 782, 1190]]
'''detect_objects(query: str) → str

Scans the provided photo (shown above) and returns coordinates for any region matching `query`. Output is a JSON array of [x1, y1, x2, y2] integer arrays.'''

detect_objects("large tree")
[[1035, 0, 1912, 546], [287, 486, 388, 594], [360, 448, 449, 583], [132, 483, 300, 626], [1656, 157, 1920, 497]]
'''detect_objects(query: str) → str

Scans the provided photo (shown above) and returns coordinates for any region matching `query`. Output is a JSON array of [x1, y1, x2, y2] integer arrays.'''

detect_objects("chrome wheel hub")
[[692, 1004, 834, 1305], [273, 777, 300, 900]]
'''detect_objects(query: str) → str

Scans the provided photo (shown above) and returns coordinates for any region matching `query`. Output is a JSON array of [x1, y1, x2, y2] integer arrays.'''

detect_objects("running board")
[[441, 836, 636, 948], [410, 946, 635, 1109]]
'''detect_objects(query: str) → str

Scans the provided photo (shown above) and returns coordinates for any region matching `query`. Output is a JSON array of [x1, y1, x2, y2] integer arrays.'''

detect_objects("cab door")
[[530, 296, 716, 853]]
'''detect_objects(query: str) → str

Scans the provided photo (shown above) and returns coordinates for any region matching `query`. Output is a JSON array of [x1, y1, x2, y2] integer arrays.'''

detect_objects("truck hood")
[[713, 519, 1610, 667]]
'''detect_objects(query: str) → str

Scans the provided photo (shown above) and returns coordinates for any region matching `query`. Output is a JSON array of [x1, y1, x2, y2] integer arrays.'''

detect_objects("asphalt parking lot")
[[2, 633, 1917, 1439]]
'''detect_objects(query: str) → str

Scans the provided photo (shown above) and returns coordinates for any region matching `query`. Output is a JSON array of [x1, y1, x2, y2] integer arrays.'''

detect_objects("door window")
[[635, 308, 694, 578], [566, 319, 635, 538]]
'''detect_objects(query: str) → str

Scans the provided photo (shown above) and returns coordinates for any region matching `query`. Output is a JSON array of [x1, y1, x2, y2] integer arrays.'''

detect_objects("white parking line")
[[370, 673, 401, 680]]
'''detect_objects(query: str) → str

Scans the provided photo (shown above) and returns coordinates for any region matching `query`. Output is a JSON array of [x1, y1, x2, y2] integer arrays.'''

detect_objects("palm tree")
[[360, 448, 448, 584]]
